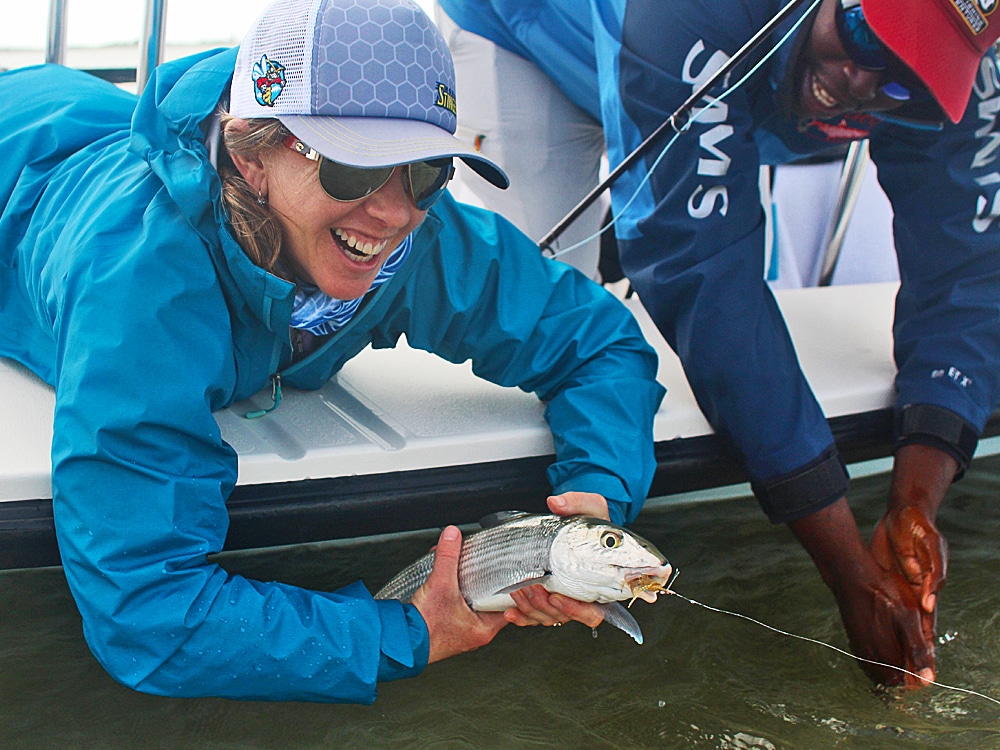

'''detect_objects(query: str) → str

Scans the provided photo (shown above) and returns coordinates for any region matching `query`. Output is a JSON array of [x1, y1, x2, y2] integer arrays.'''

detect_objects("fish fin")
[[493, 574, 552, 596], [599, 602, 644, 645], [478, 510, 531, 529]]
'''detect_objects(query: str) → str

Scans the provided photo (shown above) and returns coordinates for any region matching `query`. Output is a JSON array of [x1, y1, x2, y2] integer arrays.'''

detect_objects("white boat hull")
[[4, 283, 996, 569]]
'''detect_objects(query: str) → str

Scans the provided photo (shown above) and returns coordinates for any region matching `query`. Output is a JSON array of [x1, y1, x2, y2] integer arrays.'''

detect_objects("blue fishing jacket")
[[0, 49, 663, 702], [440, 0, 1000, 522]]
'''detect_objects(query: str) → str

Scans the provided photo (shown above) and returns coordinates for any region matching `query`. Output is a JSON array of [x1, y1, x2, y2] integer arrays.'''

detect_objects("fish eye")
[[600, 530, 623, 549]]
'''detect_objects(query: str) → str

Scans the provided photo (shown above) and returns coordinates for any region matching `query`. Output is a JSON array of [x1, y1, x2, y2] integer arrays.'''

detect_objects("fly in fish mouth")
[[625, 570, 673, 608]]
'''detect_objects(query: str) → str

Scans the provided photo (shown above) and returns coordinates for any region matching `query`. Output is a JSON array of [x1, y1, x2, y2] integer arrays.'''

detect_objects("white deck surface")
[[0, 282, 899, 503]]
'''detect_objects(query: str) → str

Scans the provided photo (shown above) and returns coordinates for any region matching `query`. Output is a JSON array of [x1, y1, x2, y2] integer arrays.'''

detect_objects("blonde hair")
[[217, 113, 292, 278]]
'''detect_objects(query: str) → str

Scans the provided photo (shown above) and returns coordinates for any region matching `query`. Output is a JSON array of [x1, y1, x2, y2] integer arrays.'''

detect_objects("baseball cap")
[[230, 0, 508, 188], [861, 0, 1000, 123]]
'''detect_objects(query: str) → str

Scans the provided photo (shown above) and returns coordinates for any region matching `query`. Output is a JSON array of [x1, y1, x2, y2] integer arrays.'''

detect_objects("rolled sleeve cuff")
[[375, 599, 429, 683], [751, 447, 849, 524], [894, 404, 979, 480]]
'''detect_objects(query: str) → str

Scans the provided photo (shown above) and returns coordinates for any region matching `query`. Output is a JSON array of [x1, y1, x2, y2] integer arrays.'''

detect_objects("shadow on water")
[[3, 456, 1000, 749]]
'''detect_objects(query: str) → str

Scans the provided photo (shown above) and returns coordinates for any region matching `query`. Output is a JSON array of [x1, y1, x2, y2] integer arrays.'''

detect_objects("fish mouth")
[[625, 564, 673, 606]]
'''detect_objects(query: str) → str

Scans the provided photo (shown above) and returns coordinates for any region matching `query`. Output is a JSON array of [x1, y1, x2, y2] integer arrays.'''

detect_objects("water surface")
[[4, 456, 1000, 749]]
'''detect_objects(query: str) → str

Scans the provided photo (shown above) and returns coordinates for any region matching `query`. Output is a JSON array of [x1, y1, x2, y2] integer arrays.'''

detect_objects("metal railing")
[[137, 0, 168, 93], [45, 0, 68, 65], [817, 139, 871, 286], [45, 0, 168, 93]]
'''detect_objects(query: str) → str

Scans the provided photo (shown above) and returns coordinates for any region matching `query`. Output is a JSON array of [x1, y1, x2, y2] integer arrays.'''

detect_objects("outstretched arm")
[[401, 198, 664, 527]]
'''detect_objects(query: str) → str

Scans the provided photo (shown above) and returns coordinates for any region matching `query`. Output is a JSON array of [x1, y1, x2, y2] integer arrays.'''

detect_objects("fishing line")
[[664, 588, 1000, 709], [547, 0, 823, 262]]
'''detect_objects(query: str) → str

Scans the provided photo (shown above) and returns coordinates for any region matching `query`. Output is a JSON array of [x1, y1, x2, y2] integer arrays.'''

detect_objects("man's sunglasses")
[[834, 0, 926, 102], [285, 137, 454, 211]]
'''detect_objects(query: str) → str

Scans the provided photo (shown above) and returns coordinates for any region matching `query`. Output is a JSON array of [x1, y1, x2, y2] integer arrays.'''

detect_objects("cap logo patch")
[[435, 82, 457, 117], [950, 0, 993, 34], [252, 54, 286, 107]]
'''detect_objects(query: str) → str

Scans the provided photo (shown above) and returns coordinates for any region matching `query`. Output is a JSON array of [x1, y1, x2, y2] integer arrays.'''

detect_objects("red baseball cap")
[[862, 0, 999, 123]]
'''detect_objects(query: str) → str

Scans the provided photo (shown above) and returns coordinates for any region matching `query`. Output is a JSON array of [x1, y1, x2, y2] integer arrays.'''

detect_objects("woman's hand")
[[547, 491, 610, 520], [502, 585, 606, 629], [410, 526, 508, 664]]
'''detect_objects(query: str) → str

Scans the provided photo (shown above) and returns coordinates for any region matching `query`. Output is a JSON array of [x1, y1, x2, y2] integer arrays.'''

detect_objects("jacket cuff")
[[751, 447, 848, 524], [375, 599, 429, 683], [894, 404, 978, 480]]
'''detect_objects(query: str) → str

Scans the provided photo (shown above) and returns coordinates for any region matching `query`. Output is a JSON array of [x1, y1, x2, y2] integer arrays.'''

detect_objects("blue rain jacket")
[[0, 49, 663, 702], [440, 0, 1000, 522]]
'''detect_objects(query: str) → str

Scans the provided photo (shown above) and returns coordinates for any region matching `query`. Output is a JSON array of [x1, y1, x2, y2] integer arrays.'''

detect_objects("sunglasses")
[[284, 137, 454, 211], [833, 0, 926, 102]]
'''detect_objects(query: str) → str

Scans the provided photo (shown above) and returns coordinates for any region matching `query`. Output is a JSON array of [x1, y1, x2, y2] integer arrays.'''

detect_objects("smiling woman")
[[214, 1, 503, 305], [0, 0, 665, 703]]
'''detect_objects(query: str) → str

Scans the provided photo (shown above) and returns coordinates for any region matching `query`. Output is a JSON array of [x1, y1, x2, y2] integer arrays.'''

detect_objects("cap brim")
[[862, 0, 985, 123], [279, 115, 509, 189]]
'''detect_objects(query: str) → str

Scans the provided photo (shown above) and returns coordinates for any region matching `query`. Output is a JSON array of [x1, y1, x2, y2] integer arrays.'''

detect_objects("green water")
[[3, 456, 1000, 749]]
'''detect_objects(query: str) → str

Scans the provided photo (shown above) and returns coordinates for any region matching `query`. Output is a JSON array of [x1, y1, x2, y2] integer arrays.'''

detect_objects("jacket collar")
[[129, 47, 296, 334]]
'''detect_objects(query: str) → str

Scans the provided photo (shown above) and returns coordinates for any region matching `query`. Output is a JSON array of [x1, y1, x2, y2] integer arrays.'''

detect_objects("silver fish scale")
[[374, 514, 566, 606]]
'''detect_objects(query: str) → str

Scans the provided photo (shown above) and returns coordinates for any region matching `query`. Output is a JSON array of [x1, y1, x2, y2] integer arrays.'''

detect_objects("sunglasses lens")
[[880, 81, 912, 101], [407, 158, 454, 211], [835, 2, 886, 70], [832, 1, 928, 105], [312, 152, 453, 209], [317, 160, 394, 202]]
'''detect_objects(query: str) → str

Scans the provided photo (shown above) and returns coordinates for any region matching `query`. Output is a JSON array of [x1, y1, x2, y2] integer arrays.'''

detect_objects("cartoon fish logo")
[[252, 54, 285, 107]]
